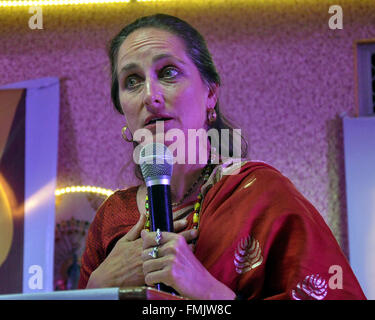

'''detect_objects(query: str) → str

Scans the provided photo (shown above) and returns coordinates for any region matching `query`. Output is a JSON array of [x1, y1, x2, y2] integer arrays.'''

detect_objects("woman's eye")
[[124, 76, 142, 90], [124, 67, 179, 90], [161, 66, 179, 79]]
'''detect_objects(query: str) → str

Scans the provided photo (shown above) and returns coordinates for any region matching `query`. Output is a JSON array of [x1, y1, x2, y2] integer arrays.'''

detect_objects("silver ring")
[[155, 228, 162, 246], [148, 246, 159, 259]]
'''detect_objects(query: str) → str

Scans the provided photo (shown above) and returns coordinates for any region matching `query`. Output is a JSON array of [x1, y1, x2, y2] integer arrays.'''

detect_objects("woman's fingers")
[[173, 219, 188, 233], [144, 269, 171, 287], [142, 251, 168, 273], [141, 229, 198, 249], [141, 241, 177, 262], [121, 215, 187, 244], [123, 213, 147, 242], [141, 229, 199, 273], [140, 228, 204, 294], [182, 228, 199, 243]]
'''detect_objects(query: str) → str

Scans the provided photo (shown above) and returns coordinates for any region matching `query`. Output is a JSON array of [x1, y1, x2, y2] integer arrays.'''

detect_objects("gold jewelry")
[[207, 109, 217, 124], [121, 126, 133, 142]]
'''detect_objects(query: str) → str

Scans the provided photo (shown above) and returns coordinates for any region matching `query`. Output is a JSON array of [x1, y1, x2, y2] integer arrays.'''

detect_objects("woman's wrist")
[[86, 271, 98, 289], [203, 278, 236, 300], [210, 287, 236, 300], [86, 269, 105, 289]]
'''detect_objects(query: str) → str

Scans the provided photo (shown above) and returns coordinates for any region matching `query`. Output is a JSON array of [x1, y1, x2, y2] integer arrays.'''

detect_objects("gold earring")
[[121, 126, 133, 142], [207, 109, 217, 124]]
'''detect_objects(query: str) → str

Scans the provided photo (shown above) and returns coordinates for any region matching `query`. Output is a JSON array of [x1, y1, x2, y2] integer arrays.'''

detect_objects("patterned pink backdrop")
[[1, 0, 374, 258]]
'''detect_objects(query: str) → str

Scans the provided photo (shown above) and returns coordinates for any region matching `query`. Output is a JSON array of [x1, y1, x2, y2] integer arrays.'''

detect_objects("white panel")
[[343, 116, 375, 299], [0, 288, 119, 300]]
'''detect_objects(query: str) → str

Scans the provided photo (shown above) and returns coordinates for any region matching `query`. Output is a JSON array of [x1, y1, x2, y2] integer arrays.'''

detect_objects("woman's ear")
[[206, 83, 219, 111]]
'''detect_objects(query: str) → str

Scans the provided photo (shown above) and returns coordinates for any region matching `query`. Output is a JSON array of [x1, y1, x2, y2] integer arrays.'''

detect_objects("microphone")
[[139, 142, 176, 294], [139, 142, 174, 233]]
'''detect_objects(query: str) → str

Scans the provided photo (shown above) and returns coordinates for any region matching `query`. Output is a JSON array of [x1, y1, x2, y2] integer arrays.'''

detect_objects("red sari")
[[78, 161, 366, 299]]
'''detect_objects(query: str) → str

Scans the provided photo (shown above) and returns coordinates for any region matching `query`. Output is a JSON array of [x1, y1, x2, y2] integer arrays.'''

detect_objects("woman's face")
[[116, 27, 218, 143]]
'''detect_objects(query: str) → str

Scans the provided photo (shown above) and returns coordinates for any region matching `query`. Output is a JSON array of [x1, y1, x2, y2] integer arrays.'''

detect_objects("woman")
[[78, 14, 366, 300]]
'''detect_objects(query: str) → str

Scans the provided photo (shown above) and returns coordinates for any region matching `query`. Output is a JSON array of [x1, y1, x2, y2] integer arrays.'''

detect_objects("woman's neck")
[[170, 162, 207, 206], [167, 137, 213, 206]]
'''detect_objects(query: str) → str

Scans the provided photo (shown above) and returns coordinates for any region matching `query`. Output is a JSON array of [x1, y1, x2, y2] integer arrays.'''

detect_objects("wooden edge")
[[353, 38, 375, 117], [354, 38, 375, 45], [353, 39, 360, 117], [118, 286, 188, 300]]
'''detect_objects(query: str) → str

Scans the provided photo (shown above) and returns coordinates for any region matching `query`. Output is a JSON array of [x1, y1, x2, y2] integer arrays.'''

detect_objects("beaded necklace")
[[144, 163, 214, 232]]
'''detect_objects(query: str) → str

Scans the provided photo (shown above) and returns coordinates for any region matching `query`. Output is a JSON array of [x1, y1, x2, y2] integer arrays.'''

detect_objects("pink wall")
[[1, 0, 374, 257]]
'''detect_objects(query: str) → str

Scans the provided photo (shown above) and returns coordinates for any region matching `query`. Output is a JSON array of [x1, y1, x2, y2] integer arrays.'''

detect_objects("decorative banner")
[[0, 78, 60, 294], [0, 89, 26, 294]]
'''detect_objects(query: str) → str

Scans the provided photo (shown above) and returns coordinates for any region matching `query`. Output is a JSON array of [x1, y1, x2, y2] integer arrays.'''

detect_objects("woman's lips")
[[144, 114, 174, 127], [144, 119, 174, 130]]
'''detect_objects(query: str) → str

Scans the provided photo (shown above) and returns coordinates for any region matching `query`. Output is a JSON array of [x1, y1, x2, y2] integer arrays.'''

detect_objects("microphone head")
[[139, 143, 173, 185]]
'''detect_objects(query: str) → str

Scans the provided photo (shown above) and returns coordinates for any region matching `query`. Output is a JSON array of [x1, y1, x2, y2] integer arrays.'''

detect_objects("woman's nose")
[[143, 77, 164, 110]]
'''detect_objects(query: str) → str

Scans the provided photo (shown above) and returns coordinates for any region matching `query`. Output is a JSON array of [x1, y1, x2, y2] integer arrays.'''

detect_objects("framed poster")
[[0, 77, 59, 293]]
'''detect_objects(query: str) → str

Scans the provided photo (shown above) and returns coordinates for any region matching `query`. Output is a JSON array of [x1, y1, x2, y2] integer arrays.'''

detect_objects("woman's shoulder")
[[238, 160, 311, 203], [207, 158, 288, 190], [239, 160, 297, 190], [93, 185, 140, 220], [210, 159, 316, 214], [108, 185, 139, 203], [233, 160, 325, 224]]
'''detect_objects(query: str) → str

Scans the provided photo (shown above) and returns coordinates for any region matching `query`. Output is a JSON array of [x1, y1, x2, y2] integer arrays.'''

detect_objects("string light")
[[0, 0, 132, 7], [0, 0, 195, 8], [55, 185, 114, 197]]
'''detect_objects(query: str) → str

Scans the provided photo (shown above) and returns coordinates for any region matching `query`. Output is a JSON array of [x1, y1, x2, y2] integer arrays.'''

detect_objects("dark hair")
[[108, 14, 248, 179]]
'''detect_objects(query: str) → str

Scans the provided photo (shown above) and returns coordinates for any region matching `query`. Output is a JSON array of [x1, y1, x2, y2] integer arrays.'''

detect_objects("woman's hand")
[[86, 214, 189, 289], [141, 229, 236, 300]]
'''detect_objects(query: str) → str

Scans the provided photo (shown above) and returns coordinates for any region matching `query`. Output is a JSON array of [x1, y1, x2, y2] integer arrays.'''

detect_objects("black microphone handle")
[[147, 184, 177, 295], [148, 184, 174, 233]]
